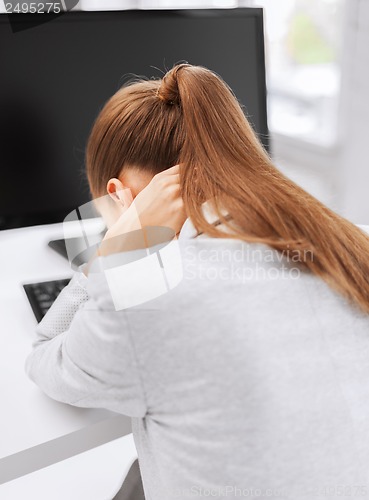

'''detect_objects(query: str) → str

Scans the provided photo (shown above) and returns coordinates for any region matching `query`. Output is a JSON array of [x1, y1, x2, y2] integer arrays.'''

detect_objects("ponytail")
[[86, 64, 369, 314]]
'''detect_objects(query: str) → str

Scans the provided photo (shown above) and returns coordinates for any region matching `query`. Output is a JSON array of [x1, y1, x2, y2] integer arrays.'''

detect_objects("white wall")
[[271, 134, 341, 213], [269, 0, 369, 225], [338, 0, 369, 224]]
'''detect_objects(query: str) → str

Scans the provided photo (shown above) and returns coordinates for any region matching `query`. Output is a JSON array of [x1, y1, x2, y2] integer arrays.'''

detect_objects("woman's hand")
[[98, 165, 186, 257]]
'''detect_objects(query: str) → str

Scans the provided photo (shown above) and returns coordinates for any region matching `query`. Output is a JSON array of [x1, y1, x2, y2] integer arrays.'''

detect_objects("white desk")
[[0, 223, 137, 499]]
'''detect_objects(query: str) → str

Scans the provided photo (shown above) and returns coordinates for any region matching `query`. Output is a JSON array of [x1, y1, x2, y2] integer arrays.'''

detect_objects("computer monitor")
[[0, 8, 268, 230]]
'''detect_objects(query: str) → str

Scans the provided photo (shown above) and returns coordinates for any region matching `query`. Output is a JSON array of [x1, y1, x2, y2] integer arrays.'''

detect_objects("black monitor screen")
[[0, 9, 268, 229]]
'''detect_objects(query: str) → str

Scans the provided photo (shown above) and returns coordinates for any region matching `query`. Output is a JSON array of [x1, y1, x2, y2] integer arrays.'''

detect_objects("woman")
[[26, 64, 369, 499]]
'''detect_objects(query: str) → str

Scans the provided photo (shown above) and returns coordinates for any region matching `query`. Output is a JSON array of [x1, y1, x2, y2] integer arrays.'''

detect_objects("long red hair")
[[86, 64, 369, 314]]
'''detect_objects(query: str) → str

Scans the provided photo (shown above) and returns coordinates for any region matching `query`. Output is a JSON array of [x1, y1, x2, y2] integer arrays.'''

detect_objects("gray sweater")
[[25, 217, 369, 500]]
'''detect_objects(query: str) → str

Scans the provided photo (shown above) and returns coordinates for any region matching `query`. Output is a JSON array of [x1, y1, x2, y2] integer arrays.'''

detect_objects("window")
[[251, 0, 344, 147]]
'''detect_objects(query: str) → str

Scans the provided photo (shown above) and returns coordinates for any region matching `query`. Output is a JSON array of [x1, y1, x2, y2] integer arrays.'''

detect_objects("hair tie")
[[157, 64, 189, 105]]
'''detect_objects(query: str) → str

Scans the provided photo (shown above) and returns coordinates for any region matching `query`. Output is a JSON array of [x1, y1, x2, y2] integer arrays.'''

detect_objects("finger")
[[165, 173, 180, 184], [172, 197, 184, 212], [156, 174, 180, 188], [161, 164, 181, 175], [118, 186, 134, 208], [168, 164, 180, 173], [166, 183, 181, 198]]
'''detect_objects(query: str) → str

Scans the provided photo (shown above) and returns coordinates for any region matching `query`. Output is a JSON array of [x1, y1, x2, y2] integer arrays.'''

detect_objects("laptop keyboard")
[[23, 278, 71, 323]]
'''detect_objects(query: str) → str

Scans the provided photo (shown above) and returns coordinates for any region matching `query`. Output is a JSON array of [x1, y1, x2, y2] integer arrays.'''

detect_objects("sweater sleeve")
[[24, 261, 147, 418]]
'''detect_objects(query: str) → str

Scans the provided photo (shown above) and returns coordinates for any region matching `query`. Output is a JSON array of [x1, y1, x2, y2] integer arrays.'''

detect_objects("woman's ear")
[[106, 178, 134, 209]]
